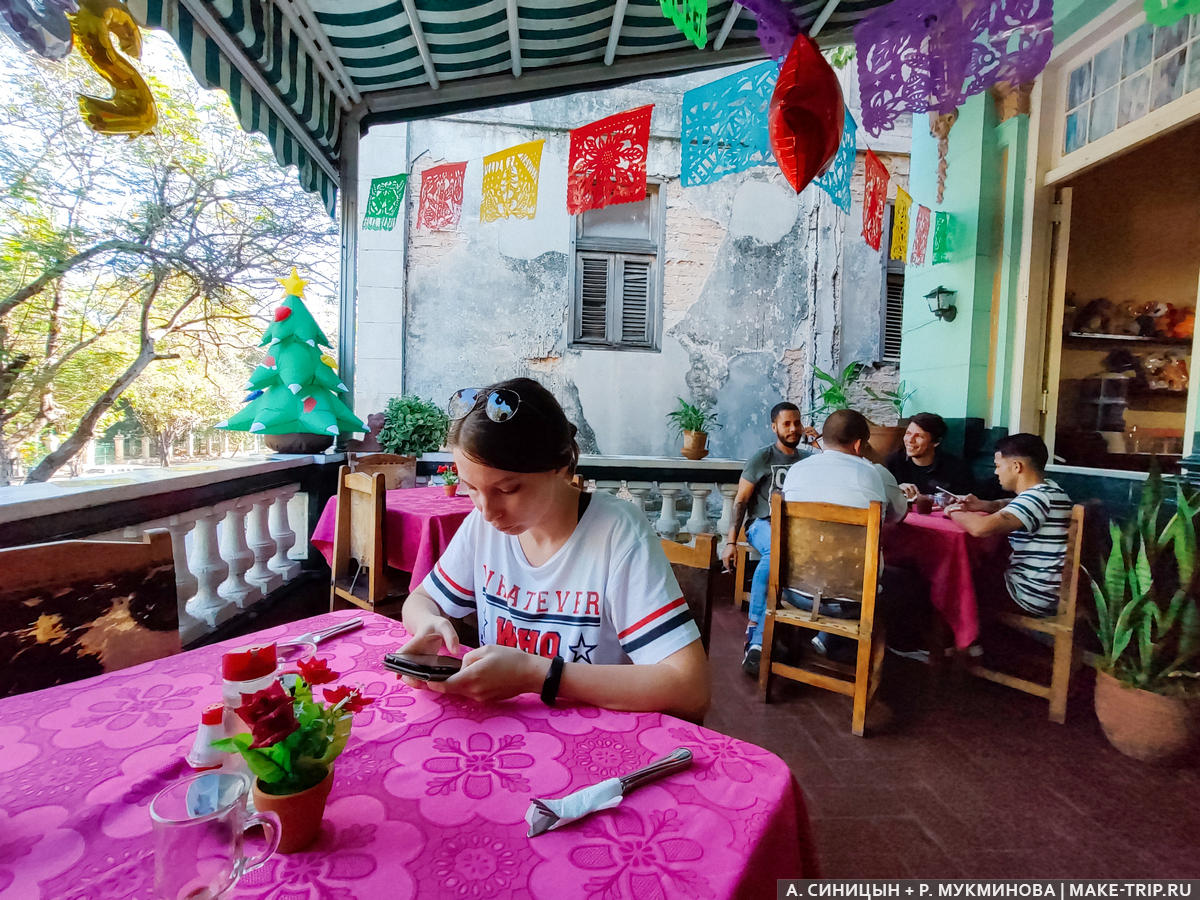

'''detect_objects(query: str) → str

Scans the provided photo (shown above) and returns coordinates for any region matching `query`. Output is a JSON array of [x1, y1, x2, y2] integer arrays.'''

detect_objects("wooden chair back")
[[660, 533, 718, 653], [0, 530, 179, 698], [330, 466, 401, 611], [759, 497, 884, 736], [347, 452, 416, 490]]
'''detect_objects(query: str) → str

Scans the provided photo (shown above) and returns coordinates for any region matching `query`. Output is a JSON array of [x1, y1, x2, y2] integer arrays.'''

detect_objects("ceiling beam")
[[604, 0, 629, 66], [177, 0, 338, 183], [808, 0, 842, 37], [506, 0, 522, 77], [276, 0, 361, 107], [399, 0, 440, 90], [713, 2, 742, 52]]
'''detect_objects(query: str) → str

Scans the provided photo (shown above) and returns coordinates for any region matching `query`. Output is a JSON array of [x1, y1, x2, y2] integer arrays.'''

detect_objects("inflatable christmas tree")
[[218, 269, 364, 438]]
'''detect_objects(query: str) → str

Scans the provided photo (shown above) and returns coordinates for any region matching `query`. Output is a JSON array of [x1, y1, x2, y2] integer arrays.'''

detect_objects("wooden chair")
[[0, 530, 180, 698], [660, 533, 718, 653], [347, 452, 416, 490], [732, 525, 758, 611], [759, 496, 885, 737], [330, 465, 404, 613], [966, 504, 1085, 724]]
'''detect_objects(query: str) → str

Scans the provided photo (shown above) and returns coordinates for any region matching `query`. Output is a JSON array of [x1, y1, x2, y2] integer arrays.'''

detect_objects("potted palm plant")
[[1089, 466, 1200, 762], [666, 397, 720, 460], [864, 380, 916, 458]]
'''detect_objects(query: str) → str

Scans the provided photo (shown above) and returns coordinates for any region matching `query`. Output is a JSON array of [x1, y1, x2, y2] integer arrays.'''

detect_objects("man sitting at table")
[[945, 433, 1072, 617], [781, 410, 929, 660], [886, 412, 976, 499], [719, 401, 818, 677]]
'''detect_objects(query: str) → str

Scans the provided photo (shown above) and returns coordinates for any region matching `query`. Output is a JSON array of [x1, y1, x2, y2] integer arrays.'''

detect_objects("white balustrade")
[[593, 480, 622, 496], [268, 487, 302, 581], [187, 510, 232, 627], [654, 483, 684, 540], [685, 483, 714, 536], [217, 499, 262, 609], [625, 481, 652, 515], [246, 496, 283, 594], [717, 483, 739, 550]]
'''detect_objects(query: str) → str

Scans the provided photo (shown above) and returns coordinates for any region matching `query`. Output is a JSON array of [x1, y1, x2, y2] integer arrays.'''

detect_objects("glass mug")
[[150, 772, 281, 900]]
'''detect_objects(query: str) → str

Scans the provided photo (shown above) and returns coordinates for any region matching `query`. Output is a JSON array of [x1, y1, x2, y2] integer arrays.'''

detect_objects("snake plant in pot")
[[1089, 466, 1200, 762]]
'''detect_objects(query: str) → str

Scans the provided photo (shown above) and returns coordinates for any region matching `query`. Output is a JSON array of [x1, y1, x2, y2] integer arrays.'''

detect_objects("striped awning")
[[131, 0, 891, 213]]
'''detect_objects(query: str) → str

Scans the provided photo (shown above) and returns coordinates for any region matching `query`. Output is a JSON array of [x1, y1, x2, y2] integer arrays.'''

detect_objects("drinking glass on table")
[[149, 772, 280, 900]]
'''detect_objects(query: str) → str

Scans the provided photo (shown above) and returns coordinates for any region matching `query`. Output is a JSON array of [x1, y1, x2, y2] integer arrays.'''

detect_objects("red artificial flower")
[[235, 681, 299, 749], [324, 685, 374, 714], [436, 465, 447, 474], [297, 656, 339, 686]]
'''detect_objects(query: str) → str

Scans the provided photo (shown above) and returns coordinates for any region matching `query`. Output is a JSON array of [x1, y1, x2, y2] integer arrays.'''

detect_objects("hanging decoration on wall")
[[68, 0, 157, 137], [769, 34, 844, 195], [929, 109, 959, 204], [932, 211, 952, 264], [854, 0, 1054, 137], [416, 161, 467, 231], [658, 0, 708, 49], [861, 149, 889, 251], [362, 173, 408, 231], [813, 107, 856, 213], [1143, 0, 1200, 26], [890, 186, 913, 262], [218, 269, 364, 438], [681, 61, 778, 187], [911, 204, 931, 265], [567, 105, 654, 214], [736, 0, 800, 59], [480, 140, 544, 223], [0, 0, 77, 58]]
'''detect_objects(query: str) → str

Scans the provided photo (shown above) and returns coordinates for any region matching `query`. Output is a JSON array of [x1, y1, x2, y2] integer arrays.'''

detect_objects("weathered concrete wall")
[[357, 64, 910, 458]]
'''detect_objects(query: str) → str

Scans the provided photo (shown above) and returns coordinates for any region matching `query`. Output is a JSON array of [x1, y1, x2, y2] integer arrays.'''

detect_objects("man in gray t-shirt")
[[720, 402, 816, 675]]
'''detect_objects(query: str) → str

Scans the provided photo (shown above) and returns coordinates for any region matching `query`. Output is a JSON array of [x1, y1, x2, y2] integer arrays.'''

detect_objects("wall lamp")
[[924, 285, 957, 322]]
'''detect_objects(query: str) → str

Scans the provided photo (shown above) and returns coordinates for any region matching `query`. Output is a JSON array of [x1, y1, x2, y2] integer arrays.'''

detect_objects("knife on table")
[[526, 747, 693, 838]]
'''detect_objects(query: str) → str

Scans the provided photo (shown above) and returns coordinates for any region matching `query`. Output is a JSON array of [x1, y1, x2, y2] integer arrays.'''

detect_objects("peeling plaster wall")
[[357, 65, 910, 459]]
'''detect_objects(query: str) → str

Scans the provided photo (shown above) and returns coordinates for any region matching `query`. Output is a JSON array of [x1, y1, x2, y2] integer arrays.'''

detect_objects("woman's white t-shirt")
[[421, 491, 700, 665]]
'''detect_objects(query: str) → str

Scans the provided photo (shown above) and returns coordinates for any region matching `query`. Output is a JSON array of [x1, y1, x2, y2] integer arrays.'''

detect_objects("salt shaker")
[[185, 703, 227, 771]]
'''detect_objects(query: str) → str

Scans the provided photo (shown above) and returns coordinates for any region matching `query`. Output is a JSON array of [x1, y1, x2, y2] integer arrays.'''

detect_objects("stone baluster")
[[655, 483, 684, 540], [187, 510, 232, 627], [685, 483, 714, 536], [716, 483, 739, 549], [246, 494, 283, 594], [593, 480, 621, 496], [269, 486, 302, 581], [625, 481, 652, 520], [218, 499, 261, 609], [161, 513, 205, 643]]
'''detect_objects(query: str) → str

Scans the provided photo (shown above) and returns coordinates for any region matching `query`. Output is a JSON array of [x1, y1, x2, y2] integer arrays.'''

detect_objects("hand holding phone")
[[383, 651, 463, 682]]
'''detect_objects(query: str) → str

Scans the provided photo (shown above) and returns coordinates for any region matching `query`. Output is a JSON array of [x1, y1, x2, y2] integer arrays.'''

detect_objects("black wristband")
[[540, 655, 565, 707]]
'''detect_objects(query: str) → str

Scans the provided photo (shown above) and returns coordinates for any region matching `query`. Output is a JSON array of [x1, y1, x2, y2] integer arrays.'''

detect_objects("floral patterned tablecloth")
[[0, 609, 817, 899]]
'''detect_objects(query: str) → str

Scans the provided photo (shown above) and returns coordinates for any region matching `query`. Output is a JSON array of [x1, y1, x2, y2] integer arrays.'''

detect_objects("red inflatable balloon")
[[769, 34, 845, 194]]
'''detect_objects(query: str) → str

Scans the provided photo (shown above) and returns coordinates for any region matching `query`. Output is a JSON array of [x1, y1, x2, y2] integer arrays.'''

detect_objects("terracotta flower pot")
[[867, 422, 906, 460], [1094, 669, 1200, 764], [680, 430, 709, 460], [251, 768, 334, 853], [443, 482, 458, 497]]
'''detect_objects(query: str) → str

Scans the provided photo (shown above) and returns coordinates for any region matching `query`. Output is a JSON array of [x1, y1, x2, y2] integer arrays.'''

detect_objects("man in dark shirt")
[[720, 402, 816, 675], [885, 412, 975, 499]]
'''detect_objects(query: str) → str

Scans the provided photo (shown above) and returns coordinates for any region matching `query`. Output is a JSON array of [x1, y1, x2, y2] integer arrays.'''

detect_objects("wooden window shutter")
[[883, 272, 904, 363], [618, 256, 652, 346], [577, 254, 611, 342]]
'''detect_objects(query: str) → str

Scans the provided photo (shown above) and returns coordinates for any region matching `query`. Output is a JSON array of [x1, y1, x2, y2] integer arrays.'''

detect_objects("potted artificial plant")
[[667, 397, 720, 460], [1089, 466, 1200, 763], [377, 395, 450, 457], [864, 380, 916, 458]]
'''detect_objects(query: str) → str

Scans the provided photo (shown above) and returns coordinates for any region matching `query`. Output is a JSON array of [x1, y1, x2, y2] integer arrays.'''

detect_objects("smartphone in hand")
[[383, 651, 463, 682]]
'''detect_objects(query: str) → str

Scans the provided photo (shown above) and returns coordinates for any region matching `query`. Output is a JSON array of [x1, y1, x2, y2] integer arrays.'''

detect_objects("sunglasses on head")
[[447, 388, 521, 423]]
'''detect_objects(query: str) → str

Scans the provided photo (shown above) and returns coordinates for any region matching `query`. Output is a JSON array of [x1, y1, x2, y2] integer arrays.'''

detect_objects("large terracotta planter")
[[867, 422, 906, 460], [252, 768, 334, 852], [1094, 670, 1200, 764], [265, 433, 334, 454], [680, 430, 709, 460]]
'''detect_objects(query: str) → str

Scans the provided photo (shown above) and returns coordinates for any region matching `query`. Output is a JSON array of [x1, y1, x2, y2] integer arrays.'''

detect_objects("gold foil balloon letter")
[[68, 0, 156, 137]]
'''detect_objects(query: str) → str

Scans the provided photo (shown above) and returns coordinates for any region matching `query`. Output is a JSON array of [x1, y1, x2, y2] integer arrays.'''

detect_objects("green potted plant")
[[666, 397, 720, 460], [377, 395, 450, 456], [1089, 466, 1200, 762], [811, 362, 865, 419], [864, 380, 917, 458]]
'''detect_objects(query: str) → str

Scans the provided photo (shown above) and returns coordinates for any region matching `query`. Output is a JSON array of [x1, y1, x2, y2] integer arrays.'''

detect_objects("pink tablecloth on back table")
[[311, 484, 474, 591], [884, 511, 1010, 649], [0, 610, 818, 899]]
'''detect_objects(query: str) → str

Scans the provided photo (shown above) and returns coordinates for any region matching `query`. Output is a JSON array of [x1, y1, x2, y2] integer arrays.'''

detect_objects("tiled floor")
[[246, 579, 1200, 879]]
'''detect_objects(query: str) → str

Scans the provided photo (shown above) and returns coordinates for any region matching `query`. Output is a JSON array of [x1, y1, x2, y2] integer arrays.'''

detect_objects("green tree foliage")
[[0, 32, 338, 483], [124, 355, 242, 467]]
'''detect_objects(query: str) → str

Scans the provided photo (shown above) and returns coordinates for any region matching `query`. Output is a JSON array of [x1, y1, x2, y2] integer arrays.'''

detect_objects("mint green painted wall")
[[1056, 0, 1121, 43]]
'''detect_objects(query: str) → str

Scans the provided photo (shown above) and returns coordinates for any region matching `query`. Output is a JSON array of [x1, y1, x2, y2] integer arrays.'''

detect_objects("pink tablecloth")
[[0, 610, 817, 899], [311, 485, 475, 591], [883, 511, 1010, 649]]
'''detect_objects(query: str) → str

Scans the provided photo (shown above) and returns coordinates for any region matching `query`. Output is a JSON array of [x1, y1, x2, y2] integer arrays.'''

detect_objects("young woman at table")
[[397, 377, 710, 722]]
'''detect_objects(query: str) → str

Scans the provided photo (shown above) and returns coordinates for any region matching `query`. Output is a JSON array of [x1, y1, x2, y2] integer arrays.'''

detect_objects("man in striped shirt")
[[945, 433, 1072, 616]]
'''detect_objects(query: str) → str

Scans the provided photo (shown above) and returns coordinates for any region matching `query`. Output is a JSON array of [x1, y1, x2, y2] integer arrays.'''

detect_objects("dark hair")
[[771, 401, 801, 422], [995, 432, 1048, 472], [908, 412, 948, 443], [448, 377, 580, 474], [822, 409, 871, 447]]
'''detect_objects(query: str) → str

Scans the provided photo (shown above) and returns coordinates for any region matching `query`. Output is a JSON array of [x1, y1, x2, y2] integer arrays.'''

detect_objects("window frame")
[[567, 181, 666, 352]]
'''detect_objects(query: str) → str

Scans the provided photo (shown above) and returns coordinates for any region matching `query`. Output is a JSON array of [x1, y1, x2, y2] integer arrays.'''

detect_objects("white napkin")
[[525, 777, 624, 834]]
